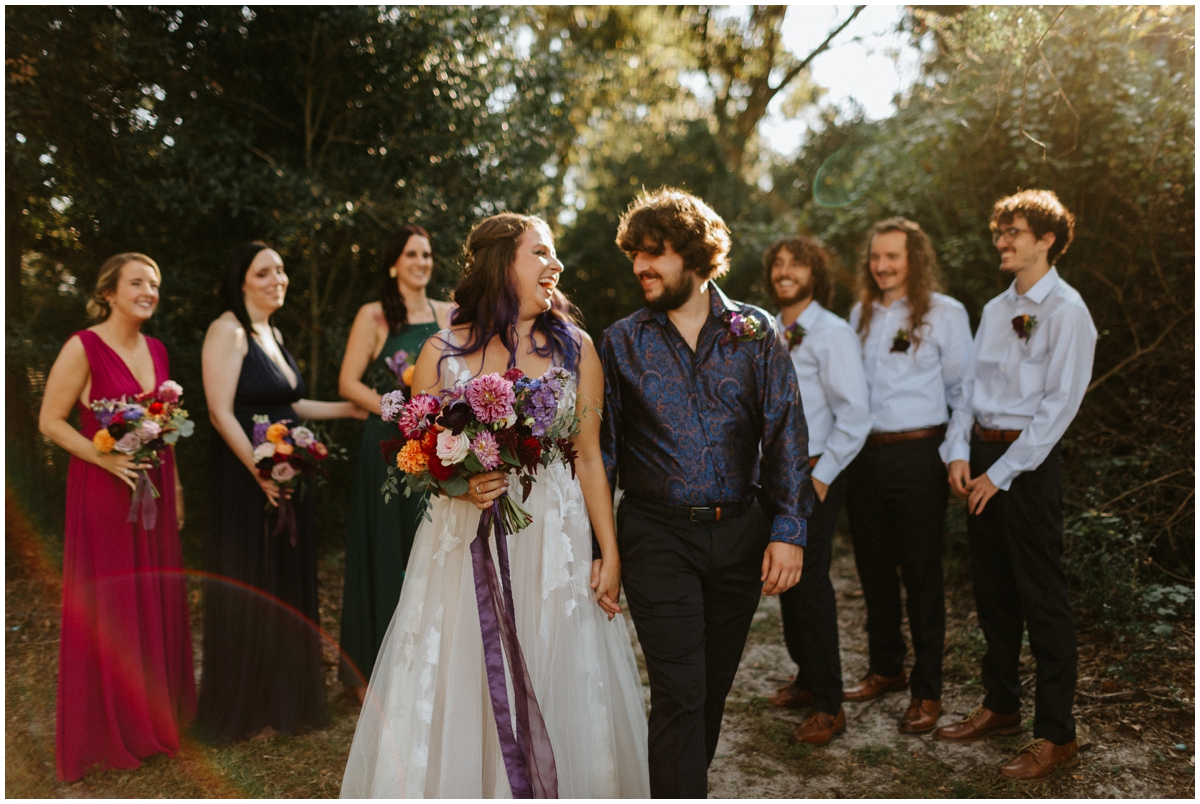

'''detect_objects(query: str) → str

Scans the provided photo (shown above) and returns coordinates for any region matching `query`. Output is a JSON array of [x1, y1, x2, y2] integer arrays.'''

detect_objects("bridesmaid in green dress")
[[337, 225, 451, 703]]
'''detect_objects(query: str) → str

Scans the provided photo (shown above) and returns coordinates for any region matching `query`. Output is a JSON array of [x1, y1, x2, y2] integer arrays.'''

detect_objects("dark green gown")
[[339, 316, 439, 687]]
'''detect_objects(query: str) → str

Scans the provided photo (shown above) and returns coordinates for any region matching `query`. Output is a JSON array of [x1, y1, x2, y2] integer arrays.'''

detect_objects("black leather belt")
[[631, 498, 753, 523]]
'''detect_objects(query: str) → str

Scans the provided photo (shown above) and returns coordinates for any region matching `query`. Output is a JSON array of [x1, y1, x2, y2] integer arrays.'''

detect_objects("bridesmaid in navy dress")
[[197, 242, 365, 741]]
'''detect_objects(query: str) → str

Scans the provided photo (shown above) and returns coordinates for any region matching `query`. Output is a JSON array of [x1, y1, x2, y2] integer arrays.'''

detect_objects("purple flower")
[[526, 382, 560, 437], [123, 405, 144, 422], [114, 432, 142, 455], [384, 350, 410, 377], [471, 430, 502, 470], [465, 373, 515, 424], [380, 390, 407, 423], [252, 415, 270, 445]]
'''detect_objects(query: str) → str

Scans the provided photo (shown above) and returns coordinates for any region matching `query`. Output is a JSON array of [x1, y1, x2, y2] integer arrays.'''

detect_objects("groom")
[[600, 187, 813, 797]]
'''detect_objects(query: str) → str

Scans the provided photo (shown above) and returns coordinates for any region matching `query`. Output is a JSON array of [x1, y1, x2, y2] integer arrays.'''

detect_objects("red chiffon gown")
[[56, 330, 196, 782]]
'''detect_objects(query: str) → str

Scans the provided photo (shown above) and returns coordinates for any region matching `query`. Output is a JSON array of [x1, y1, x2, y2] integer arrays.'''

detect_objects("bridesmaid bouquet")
[[250, 416, 332, 546], [378, 366, 581, 534], [371, 348, 416, 398], [90, 380, 195, 530]]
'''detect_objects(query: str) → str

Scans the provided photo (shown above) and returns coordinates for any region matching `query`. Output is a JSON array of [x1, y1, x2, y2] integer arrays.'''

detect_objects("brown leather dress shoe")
[[899, 698, 942, 733], [933, 705, 1022, 744], [842, 671, 907, 702], [999, 738, 1079, 781], [791, 707, 846, 746], [767, 682, 815, 710]]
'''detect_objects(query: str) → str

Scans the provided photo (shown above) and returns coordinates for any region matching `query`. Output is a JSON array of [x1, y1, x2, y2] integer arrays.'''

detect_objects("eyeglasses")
[[991, 226, 1031, 244]]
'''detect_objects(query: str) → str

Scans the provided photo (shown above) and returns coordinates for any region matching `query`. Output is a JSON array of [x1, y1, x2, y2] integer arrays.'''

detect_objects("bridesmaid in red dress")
[[38, 253, 196, 782]]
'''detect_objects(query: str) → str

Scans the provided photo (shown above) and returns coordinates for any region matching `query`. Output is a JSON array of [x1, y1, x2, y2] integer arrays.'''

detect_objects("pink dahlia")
[[470, 430, 502, 471], [465, 373, 515, 424], [398, 392, 441, 438]]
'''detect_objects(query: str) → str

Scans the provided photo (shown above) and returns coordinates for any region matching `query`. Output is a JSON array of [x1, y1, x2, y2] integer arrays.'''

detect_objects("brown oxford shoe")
[[999, 738, 1080, 782], [791, 707, 846, 746], [767, 681, 815, 710], [933, 705, 1022, 744], [899, 697, 942, 733], [842, 671, 907, 702]]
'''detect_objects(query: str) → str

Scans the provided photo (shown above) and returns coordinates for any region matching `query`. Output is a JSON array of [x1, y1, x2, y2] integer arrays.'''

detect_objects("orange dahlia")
[[265, 422, 289, 444], [396, 439, 429, 474], [93, 429, 116, 453]]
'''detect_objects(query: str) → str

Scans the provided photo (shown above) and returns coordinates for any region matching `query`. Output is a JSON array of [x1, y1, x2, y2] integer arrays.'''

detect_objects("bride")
[[340, 214, 650, 798]]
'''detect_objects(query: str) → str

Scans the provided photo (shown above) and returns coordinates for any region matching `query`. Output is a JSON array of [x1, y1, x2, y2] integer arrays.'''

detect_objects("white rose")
[[435, 429, 470, 465], [253, 442, 276, 461], [503, 412, 518, 428]]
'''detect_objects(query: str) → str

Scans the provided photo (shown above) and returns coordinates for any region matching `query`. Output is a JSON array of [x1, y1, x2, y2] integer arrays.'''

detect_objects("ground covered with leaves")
[[6, 513, 1194, 798]]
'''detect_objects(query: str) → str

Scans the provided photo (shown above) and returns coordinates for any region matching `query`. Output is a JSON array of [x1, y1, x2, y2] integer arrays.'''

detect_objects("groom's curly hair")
[[616, 187, 731, 280]]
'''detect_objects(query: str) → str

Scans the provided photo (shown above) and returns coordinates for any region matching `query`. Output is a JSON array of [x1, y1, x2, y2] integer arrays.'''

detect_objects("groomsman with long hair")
[[844, 218, 972, 734], [936, 190, 1095, 782], [763, 236, 870, 745]]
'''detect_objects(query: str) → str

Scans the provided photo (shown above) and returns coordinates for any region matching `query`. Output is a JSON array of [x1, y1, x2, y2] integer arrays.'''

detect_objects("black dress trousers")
[[618, 497, 770, 799], [778, 471, 847, 715], [845, 434, 948, 701], [968, 436, 1076, 745]]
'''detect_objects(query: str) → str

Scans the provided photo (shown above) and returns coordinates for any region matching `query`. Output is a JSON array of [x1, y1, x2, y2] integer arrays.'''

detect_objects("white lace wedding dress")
[[340, 349, 650, 798]]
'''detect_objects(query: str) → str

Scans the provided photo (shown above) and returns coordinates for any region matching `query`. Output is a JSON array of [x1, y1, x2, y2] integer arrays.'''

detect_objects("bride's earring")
[[389, 266, 397, 278]]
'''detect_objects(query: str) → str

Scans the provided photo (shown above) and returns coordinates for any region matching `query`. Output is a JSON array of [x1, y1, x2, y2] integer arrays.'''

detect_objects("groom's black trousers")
[[618, 496, 770, 799]]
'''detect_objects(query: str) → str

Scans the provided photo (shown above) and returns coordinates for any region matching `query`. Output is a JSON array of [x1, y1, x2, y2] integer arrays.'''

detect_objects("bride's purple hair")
[[442, 213, 582, 377]]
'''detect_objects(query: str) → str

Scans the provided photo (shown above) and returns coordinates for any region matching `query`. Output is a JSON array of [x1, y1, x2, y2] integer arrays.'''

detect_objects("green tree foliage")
[[6, 5, 570, 556], [777, 5, 1194, 634]]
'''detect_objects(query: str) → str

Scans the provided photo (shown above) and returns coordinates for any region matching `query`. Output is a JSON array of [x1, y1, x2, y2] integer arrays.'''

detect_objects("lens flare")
[[812, 145, 875, 208]]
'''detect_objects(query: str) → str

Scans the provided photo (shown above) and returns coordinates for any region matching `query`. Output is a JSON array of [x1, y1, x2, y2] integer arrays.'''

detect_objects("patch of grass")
[[721, 696, 826, 776], [852, 744, 893, 767]]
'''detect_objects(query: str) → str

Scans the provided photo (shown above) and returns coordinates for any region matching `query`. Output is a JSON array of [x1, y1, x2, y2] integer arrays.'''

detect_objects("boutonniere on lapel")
[[1012, 314, 1037, 341], [783, 321, 807, 351], [890, 328, 911, 353], [721, 310, 768, 345]]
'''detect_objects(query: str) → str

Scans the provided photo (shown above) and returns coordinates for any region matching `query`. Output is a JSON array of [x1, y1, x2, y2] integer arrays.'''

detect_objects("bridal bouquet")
[[251, 416, 332, 545], [379, 366, 580, 533], [91, 380, 195, 529]]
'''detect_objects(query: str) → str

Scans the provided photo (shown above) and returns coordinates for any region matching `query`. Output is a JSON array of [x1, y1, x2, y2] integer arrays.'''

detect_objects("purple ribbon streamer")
[[470, 498, 558, 799], [126, 470, 158, 531], [272, 497, 298, 547]]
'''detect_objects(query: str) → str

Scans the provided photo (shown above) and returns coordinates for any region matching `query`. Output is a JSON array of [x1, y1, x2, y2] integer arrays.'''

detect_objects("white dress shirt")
[[776, 302, 871, 486], [945, 267, 1097, 491], [849, 293, 972, 460]]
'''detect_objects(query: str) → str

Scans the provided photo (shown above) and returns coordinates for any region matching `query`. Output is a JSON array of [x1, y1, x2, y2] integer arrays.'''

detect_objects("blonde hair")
[[856, 218, 941, 348], [87, 253, 161, 321]]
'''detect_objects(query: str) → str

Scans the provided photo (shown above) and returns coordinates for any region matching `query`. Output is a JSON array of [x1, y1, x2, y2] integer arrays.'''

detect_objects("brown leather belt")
[[808, 455, 820, 469], [866, 425, 946, 447], [973, 422, 1022, 443]]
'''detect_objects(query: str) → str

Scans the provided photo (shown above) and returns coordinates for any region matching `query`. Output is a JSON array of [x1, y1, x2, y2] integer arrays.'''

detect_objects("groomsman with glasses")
[[844, 218, 972, 734], [763, 237, 870, 746], [936, 190, 1095, 782]]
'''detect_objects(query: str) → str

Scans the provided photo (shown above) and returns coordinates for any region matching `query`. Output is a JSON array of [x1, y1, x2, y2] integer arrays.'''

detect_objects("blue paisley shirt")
[[599, 284, 814, 546]]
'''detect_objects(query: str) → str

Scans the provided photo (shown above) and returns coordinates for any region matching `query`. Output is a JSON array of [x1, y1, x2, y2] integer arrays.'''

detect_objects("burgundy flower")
[[890, 328, 911, 354], [1012, 314, 1037, 340]]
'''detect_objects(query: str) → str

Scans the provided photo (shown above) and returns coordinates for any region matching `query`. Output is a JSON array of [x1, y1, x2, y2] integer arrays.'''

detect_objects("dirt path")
[[702, 535, 1195, 798], [6, 518, 1194, 797]]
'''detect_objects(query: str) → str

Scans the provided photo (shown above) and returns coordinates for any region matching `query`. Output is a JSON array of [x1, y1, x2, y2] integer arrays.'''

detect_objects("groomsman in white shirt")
[[763, 237, 870, 746], [844, 218, 971, 734], [935, 191, 1095, 782]]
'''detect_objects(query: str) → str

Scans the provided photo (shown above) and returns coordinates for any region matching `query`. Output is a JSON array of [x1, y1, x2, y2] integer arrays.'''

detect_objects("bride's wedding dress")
[[340, 349, 650, 798]]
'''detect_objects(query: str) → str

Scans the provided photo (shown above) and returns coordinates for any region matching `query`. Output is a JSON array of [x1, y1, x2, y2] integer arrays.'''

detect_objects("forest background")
[[6, 5, 1194, 650]]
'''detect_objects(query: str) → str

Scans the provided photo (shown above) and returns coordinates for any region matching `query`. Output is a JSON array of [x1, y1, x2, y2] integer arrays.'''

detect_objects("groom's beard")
[[643, 269, 697, 312]]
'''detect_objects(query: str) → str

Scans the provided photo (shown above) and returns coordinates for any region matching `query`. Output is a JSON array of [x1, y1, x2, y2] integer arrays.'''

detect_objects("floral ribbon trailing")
[[470, 496, 558, 799], [272, 497, 298, 547], [126, 469, 159, 530]]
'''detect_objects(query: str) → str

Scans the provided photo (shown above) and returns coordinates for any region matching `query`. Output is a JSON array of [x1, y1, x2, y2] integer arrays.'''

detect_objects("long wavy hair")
[[378, 224, 432, 332], [856, 218, 941, 348], [442, 213, 582, 377]]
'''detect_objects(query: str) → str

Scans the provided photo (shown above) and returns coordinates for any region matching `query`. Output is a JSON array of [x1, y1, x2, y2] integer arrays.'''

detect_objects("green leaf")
[[441, 474, 469, 498]]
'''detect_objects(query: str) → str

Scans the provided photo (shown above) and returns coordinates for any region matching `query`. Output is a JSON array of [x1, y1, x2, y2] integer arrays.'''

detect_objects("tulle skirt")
[[340, 462, 650, 798]]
